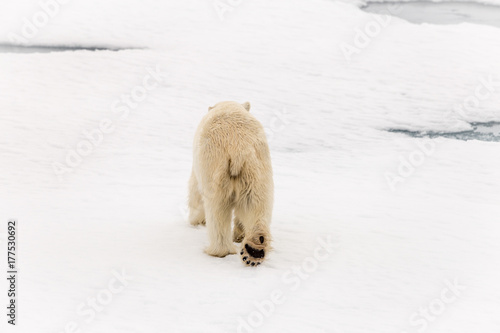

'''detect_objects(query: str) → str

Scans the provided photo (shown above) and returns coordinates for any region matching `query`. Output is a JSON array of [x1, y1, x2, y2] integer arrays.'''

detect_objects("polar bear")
[[188, 101, 273, 266]]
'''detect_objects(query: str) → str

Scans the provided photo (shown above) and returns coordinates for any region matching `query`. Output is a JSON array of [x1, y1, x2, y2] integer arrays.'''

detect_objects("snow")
[[1, 0, 500, 332], [362, 1, 500, 28]]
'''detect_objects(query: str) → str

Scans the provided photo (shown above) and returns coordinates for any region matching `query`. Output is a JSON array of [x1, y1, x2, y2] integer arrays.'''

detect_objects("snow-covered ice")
[[363, 1, 500, 28], [1, 0, 500, 332]]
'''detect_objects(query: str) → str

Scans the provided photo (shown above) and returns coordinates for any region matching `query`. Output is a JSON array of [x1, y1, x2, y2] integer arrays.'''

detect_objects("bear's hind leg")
[[188, 171, 205, 226], [204, 199, 237, 257], [236, 208, 271, 266]]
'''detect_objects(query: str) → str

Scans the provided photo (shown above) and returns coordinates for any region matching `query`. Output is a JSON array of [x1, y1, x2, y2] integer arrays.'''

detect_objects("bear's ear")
[[242, 101, 251, 112], [208, 105, 214, 111]]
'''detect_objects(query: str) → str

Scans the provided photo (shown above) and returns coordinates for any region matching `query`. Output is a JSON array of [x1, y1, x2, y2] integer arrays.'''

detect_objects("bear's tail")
[[229, 153, 246, 177]]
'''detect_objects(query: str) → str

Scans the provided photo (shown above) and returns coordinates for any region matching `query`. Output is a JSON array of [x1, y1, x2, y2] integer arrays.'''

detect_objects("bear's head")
[[208, 101, 251, 112]]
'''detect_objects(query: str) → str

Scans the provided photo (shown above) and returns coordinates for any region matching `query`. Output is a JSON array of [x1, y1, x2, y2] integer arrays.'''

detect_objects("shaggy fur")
[[188, 101, 274, 266]]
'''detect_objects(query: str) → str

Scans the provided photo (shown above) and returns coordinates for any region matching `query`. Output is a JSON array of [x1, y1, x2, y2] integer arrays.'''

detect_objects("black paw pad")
[[240, 251, 244, 255], [256, 262, 261, 266], [251, 262, 255, 266], [242, 256, 247, 261], [246, 261, 250, 264], [245, 244, 265, 259], [259, 236, 264, 244]]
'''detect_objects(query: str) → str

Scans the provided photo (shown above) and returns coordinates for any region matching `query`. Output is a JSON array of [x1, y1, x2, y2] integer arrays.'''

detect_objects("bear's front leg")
[[232, 217, 245, 243], [188, 171, 206, 226], [204, 200, 237, 257]]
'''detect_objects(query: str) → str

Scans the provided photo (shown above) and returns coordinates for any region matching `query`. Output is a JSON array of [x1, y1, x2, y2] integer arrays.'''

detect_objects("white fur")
[[188, 101, 273, 262]]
